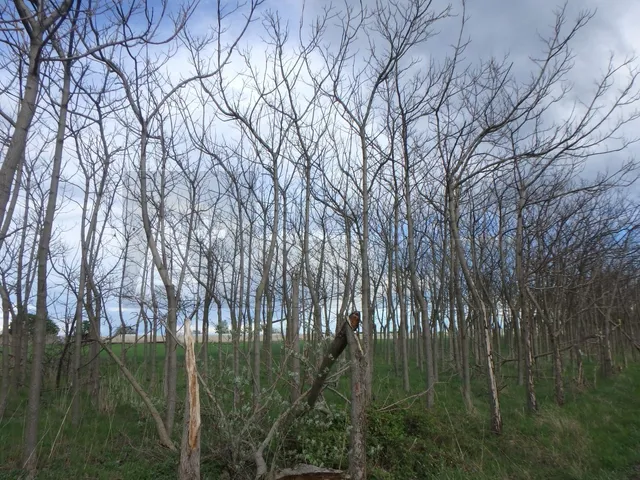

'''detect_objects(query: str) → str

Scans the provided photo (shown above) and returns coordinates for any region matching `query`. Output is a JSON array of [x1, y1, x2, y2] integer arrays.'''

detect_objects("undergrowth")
[[0, 344, 639, 479]]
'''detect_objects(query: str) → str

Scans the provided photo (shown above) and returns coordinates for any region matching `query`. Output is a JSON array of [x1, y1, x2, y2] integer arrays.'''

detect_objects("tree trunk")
[[303, 155, 323, 356], [230, 304, 240, 411], [263, 288, 274, 385], [549, 326, 565, 406], [399, 78, 434, 406], [233, 201, 244, 411], [179, 316, 201, 479], [359, 129, 373, 403], [216, 298, 222, 374], [289, 272, 301, 403], [394, 199, 410, 393], [164, 288, 178, 435], [575, 346, 584, 386], [88, 285, 101, 405], [71, 254, 86, 425], [201, 292, 211, 376], [23, 51, 72, 473], [602, 309, 613, 378], [150, 270, 158, 387], [346, 322, 367, 480], [448, 186, 501, 433], [138, 125, 178, 436], [12, 171, 32, 391], [11, 308, 24, 391], [252, 165, 280, 408], [0, 289, 10, 418], [454, 250, 473, 411], [0, 40, 42, 241], [516, 190, 537, 413]]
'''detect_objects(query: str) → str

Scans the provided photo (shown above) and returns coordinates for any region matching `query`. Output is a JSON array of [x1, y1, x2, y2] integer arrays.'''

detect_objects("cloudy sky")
[[281, 0, 638, 63], [2, 0, 639, 334]]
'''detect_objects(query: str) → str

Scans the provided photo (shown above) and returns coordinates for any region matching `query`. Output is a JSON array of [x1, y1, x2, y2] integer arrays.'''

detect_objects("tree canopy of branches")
[[1, 0, 640, 478]]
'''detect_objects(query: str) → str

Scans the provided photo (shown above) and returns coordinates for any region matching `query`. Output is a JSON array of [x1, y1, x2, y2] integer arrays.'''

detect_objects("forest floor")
[[0, 343, 639, 479]]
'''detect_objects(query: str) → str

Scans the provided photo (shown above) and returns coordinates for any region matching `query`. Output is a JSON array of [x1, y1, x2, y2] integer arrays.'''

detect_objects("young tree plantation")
[[1, 0, 640, 479]]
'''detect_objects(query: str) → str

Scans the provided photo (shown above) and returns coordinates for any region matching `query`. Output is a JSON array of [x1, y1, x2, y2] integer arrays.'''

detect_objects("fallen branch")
[[82, 299, 177, 451], [274, 464, 346, 479], [95, 336, 176, 451]]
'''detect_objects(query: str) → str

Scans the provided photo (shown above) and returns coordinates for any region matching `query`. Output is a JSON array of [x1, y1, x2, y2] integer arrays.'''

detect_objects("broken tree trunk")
[[307, 312, 360, 409], [254, 312, 361, 479], [179, 316, 201, 479]]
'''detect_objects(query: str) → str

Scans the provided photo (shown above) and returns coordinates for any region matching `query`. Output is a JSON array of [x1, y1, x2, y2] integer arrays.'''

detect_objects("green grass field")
[[1, 342, 639, 479]]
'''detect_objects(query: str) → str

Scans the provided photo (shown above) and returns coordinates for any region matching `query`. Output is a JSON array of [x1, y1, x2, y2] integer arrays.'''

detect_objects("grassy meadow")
[[0, 340, 639, 479]]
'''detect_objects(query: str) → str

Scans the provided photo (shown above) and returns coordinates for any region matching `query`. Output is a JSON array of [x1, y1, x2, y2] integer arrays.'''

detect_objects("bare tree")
[[23, 2, 79, 469], [0, 0, 74, 242]]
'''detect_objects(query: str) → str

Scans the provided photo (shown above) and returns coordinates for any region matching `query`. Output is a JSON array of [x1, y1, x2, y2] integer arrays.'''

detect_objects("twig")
[[48, 390, 76, 461], [377, 384, 438, 413], [326, 386, 350, 405]]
